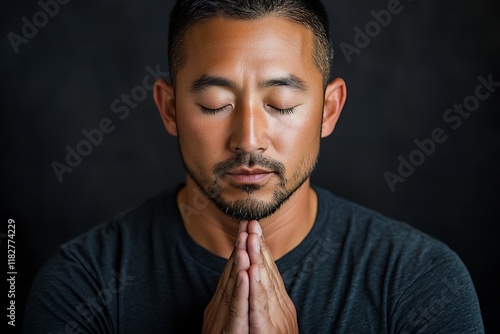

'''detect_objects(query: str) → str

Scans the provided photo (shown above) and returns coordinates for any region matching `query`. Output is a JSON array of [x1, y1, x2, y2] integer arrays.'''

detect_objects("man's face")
[[174, 16, 326, 220]]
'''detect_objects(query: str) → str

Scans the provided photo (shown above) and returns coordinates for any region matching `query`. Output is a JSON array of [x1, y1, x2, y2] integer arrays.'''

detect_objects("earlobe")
[[154, 78, 178, 137], [321, 78, 347, 138]]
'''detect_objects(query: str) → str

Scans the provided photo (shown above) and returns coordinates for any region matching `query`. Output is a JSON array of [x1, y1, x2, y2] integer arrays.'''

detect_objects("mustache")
[[213, 154, 285, 179]]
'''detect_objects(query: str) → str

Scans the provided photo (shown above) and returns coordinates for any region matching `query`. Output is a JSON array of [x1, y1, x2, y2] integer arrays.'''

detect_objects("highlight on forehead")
[[168, 0, 333, 87]]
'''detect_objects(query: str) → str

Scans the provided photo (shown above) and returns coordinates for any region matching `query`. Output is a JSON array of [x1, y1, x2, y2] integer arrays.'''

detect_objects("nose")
[[229, 100, 269, 155]]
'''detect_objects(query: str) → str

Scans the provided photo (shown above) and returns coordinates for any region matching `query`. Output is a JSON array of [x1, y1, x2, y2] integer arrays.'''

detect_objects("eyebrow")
[[260, 75, 308, 91], [190, 74, 308, 92], [190, 75, 237, 92]]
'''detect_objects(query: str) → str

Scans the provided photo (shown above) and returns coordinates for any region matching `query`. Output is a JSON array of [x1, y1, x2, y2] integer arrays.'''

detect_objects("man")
[[24, 0, 484, 333]]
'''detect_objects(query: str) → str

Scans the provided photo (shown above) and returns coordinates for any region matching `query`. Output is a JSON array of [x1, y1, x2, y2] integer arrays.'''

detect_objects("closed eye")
[[198, 104, 231, 115], [269, 105, 296, 115], [199, 104, 296, 115]]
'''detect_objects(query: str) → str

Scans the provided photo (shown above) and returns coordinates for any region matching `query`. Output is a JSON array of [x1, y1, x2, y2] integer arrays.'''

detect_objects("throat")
[[177, 180, 318, 260]]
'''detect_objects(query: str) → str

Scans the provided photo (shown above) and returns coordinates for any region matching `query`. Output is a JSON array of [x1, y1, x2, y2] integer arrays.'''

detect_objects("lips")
[[226, 168, 273, 183], [227, 168, 273, 175]]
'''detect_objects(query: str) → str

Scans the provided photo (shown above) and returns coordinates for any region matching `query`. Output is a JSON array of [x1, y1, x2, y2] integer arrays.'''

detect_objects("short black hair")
[[168, 0, 333, 87]]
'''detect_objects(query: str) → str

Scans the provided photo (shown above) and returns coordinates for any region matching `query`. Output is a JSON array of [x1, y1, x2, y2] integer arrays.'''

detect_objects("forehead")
[[178, 16, 321, 87]]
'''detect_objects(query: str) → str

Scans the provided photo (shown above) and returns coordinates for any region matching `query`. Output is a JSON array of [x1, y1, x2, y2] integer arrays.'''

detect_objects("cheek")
[[176, 93, 226, 152], [270, 110, 322, 159], [177, 112, 226, 165]]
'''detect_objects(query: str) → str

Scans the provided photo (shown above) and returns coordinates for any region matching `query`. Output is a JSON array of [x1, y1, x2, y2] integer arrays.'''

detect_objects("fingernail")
[[256, 222, 262, 236], [237, 274, 242, 287], [253, 269, 260, 282], [235, 236, 239, 247]]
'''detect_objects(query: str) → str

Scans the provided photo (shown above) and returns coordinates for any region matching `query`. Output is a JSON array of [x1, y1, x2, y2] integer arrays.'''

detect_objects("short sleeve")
[[390, 245, 484, 334], [23, 243, 118, 333]]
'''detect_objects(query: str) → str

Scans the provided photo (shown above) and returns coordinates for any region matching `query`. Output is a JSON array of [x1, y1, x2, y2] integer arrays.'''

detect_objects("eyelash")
[[198, 105, 296, 115], [270, 106, 296, 115], [199, 106, 228, 115]]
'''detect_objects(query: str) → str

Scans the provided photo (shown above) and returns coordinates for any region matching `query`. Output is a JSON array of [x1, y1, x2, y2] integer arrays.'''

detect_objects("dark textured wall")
[[1, 0, 499, 332]]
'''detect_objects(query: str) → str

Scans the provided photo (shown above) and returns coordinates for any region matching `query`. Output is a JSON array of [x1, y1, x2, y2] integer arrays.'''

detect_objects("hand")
[[202, 221, 251, 333], [246, 220, 299, 334], [202, 220, 298, 334]]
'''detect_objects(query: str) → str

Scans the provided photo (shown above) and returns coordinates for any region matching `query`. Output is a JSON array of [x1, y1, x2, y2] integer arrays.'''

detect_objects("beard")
[[181, 151, 319, 221]]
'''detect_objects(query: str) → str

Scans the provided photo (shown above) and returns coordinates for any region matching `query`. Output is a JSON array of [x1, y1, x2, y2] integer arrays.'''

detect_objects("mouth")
[[225, 168, 274, 183]]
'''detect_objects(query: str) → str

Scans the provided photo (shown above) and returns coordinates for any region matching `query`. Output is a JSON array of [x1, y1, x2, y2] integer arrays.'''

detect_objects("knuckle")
[[221, 289, 231, 305], [227, 303, 241, 319], [256, 283, 267, 299], [217, 278, 228, 295], [217, 283, 225, 294], [257, 300, 270, 314], [216, 278, 225, 293]]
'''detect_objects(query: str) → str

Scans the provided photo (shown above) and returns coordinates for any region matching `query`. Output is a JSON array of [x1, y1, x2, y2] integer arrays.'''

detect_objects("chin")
[[212, 185, 293, 221]]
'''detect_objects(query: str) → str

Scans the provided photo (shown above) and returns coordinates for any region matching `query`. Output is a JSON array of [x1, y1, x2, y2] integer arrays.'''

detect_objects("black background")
[[1, 0, 499, 332]]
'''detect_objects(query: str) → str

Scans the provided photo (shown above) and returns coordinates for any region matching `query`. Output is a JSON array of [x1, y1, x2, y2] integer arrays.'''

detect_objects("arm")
[[391, 246, 484, 333], [23, 245, 124, 333]]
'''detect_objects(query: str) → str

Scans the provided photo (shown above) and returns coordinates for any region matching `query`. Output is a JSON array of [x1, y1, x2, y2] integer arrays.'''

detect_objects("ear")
[[154, 78, 178, 137], [321, 78, 347, 138]]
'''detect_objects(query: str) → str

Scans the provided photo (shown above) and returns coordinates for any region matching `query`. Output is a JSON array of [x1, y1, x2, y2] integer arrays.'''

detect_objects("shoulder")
[[313, 185, 473, 300], [24, 188, 181, 331], [49, 187, 185, 289], [61, 188, 178, 258], [313, 186, 484, 333], [314, 185, 451, 259]]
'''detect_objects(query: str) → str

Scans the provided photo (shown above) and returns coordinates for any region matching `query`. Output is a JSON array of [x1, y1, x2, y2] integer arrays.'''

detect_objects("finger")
[[256, 227, 298, 322], [224, 270, 250, 333], [247, 219, 262, 236], [212, 249, 250, 329], [236, 231, 248, 252], [248, 263, 273, 331], [248, 257, 297, 333], [214, 233, 250, 308], [238, 220, 249, 234], [205, 252, 232, 321], [247, 221, 264, 267], [247, 223, 291, 317], [247, 220, 276, 269], [247, 232, 263, 267], [210, 249, 236, 311], [248, 221, 298, 332], [247, 225, 279, 293], [249, 220, 287, 293], [247, 220, 279, 276], [262, 243, 288, 296], [247, 232, 285, 306]]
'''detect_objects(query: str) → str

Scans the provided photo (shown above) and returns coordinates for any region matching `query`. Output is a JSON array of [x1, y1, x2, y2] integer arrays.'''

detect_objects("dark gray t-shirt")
[[24, 186, 484, 333]]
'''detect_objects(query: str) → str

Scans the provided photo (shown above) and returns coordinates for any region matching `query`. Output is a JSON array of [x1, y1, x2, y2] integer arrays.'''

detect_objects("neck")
[[177, 177, 318, 260]]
